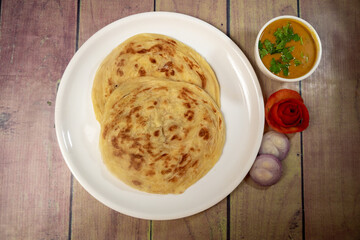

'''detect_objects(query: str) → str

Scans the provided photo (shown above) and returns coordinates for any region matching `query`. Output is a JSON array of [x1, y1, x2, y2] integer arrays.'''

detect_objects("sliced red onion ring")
[[259, 131, 290, 160], [250, 154, 282, 186]]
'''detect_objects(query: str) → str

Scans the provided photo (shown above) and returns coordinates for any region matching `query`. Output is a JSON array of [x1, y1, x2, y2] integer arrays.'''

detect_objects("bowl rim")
[[254, 15, 322, 82]]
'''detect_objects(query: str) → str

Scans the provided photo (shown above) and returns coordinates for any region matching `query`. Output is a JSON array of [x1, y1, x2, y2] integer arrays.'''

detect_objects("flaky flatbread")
[[92, 33, 220, 122], [99, 77, 225, 194]]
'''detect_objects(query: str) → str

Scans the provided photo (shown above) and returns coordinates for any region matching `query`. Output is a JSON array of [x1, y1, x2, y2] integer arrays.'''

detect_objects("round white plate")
[[55, 12, 264, 220]]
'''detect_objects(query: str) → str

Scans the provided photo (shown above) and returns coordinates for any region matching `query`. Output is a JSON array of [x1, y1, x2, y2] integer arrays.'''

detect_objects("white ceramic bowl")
[[254, 15, 322, 82]]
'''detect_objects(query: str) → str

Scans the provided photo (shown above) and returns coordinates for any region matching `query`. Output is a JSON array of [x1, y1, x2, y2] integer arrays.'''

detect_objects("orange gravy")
[[260, 19, 318, 79]]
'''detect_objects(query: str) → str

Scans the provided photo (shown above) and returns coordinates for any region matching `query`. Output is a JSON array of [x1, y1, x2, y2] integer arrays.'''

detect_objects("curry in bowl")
[[258, 18, 319, 79]]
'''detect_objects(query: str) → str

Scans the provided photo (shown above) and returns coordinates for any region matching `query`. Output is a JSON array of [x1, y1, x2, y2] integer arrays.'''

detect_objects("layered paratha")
[[92, 33, 220, 122], [99, 77, 225, 194]]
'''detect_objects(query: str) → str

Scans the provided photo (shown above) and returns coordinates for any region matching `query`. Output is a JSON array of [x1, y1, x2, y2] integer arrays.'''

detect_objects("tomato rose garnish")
[[265, 89, 309, 133]]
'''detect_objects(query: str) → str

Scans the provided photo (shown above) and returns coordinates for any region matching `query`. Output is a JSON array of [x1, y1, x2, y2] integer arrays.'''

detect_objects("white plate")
[[55, 12, 264, 220]]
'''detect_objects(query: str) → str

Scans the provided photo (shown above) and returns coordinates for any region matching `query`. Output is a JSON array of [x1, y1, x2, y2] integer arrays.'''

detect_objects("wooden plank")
[[70, 1, 153, 239], [152, 1, 227, 239], [156, 0, 227, 33], [229, 1, 303, 239], [0, 0, 77, 239], [152, 201, 226, 240], [300, 0, 360, 239]]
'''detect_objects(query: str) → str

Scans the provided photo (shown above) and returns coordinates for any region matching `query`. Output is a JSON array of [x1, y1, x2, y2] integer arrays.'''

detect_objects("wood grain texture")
[[152, 201, 226, 240], [229, 1, 303, 239], [0, 0, 77, 239], [156, 0, 227, 33], [152, 0, 227, 239], [78, 0, 154, 48], [70, 1, 153, 239], [300, 0, 360, 239]]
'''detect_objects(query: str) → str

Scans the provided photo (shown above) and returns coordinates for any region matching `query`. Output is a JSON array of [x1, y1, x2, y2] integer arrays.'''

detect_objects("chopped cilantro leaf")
[[294, 59, 302, 66], [264, 39, 275, 54], [270, 58, 282, 74], [281, 47, 294, 63], [258, 41, 263, 50], [270, 58, 290, 76], [260, 49, 268, 59], [282, 66, 289, 76], [293, 34, 300, 42]]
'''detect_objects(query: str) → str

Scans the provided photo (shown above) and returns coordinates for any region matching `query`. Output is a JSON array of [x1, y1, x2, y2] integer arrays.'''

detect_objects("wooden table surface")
[[1, 0, 359, 239]]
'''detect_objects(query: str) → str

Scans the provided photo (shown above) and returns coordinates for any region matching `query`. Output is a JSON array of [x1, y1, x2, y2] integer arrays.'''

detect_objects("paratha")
[[92, 33, 220, 122], [99, 77, 225, 194]]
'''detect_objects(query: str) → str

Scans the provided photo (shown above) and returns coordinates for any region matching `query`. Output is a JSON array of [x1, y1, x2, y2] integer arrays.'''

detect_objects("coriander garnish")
[[259, 22, 302, 76]]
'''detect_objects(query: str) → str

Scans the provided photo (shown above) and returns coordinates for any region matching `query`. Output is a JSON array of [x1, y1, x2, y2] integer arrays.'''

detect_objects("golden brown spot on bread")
[[147, 106, 155, 109], [155, 153, 168, 161], [149, 57, 156, 63], [159, 61, 174, 77], [102, 125, 109, 139], [168, 125, 178, 131], [168, 39, 177, 45], [132, 180, 142, 186], [169, 176, 178, 182], [183, 127, 190, 137], [138, 67, 146, 76], [161, 169, 172, 175], [191, 160, 199, 167], [219, 117, 222, 128], [137, 49, 147, 54], [127, 106, 142, 120], [179, 87, 199, 105], [155, 38, 177, 46], [138, 118, 147, 127], [137, 44, 163, 54], [146, 170, 155, 176], [199, 127, 210, 140], [111, 136, 120, 149], [126, 47, 136, 54], [203, 114, 211, 123], [180, 154, 189, 165], [171, 135, 181, 141], [153, 130, 160, 137], [184, 110, 194, 121], [107, 77, 113, 86], [196, 71, 207, 88], [102, 120, 117, 139], [129, 154, 144, 171], [153, 101, 157, 105], [143, 142, 153, 151], [183, 102, 191, 108], [139, 87, 151, 93], [183, 56, 196, 69], [182, 87, 194, 95], [211, 105, 217, 113], [117, 68, 124, 76], [174, 163, 190, 177], [153, 86, 168, 91], [130, 141, 141, 149], [113, 148, 125, 157]]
